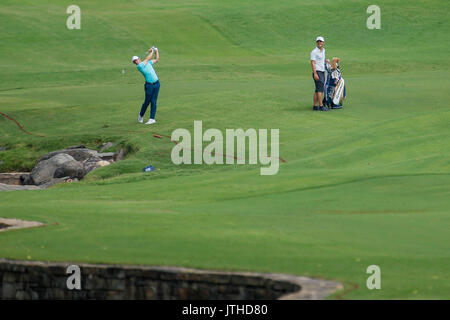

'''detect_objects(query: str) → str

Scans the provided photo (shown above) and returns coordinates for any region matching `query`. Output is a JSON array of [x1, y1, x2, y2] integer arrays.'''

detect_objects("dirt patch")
[[0, 218, 45, 232], [0, 222, 12, 229]]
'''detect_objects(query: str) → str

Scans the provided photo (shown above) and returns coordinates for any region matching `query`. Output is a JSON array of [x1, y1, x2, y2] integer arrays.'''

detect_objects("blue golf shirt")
[[137, 61, 158, 83]]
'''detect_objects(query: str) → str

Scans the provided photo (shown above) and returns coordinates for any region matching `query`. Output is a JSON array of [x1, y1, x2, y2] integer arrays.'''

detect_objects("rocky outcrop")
[[30, 153, 84, 186], [0, 144, 126, 191], [83, 156, 110, 174], [38, 147, 99, 163]]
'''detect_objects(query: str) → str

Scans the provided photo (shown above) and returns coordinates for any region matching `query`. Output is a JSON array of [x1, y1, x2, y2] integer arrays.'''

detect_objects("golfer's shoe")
[[138, 115, 144, 123], [319, 106, 329, 111], [313, 106, 319, 111], [145, 119, 156, 125]]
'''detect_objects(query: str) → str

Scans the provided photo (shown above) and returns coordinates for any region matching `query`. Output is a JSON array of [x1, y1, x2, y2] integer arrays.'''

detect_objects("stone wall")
[[0, 259, 342, 300], [0, 173, 28, 185]]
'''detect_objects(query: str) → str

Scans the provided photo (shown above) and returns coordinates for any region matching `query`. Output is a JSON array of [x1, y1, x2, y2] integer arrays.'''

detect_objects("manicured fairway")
[[0, 0, 449, 299]]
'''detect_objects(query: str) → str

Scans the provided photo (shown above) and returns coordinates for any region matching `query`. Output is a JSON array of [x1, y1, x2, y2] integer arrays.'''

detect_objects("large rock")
[[20, 174, 33, 185], [30, 153, 84, 186], [83, 156, 110, 174], [54, 160, 84, 179], [39, 148, 99, 162], [0, 145, 120, 190], [83, 155, 103, 174]]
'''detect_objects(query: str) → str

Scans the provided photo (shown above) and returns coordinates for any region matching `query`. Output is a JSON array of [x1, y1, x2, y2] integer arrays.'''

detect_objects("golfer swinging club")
[[310, 36, 329, 111], [131, 47, 160, 124]]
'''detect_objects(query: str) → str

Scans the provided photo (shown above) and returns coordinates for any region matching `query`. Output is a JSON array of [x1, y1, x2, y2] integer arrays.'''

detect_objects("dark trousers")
[[140, 81, 160, 119]]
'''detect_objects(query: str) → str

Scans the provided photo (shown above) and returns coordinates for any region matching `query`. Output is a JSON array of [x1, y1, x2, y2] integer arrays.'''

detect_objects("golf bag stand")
[[323, 63, 346, 109]]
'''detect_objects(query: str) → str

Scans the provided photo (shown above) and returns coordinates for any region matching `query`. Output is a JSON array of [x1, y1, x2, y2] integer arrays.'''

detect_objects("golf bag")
[[323, 61, 346, 109]]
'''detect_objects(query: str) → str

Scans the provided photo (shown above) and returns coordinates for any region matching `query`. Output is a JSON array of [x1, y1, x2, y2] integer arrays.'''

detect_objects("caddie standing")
[[310, 36, 329, 111], [131, 47, 160, 124]]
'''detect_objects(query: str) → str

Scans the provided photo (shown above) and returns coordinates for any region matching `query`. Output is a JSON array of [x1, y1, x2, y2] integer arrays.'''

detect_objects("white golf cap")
[[131, 55, 139, 63], [316, 36, 325, 42]]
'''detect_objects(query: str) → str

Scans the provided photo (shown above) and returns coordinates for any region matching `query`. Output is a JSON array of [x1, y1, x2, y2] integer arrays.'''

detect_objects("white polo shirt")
[[310, 47, 326, 72]]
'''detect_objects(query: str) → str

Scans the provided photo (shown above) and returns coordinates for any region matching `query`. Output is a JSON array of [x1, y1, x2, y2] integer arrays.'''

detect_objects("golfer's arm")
[[311, 60, 317, 74], [143, 50, 154, 64], [151, 50, 159, 64]]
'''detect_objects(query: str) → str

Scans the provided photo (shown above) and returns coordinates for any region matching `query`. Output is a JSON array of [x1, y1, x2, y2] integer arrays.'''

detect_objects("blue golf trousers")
[[140, 80, 160, 120]]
